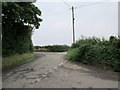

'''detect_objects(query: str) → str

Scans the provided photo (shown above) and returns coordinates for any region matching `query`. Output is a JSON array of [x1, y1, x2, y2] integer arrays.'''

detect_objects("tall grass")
[[65, 48, 79, 61], [2, 53, 34, 70], [66, 36, 120, 72]]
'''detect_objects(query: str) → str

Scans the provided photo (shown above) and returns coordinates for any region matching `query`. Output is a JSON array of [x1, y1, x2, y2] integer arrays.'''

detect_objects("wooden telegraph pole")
[[72, 6, 75, 43]]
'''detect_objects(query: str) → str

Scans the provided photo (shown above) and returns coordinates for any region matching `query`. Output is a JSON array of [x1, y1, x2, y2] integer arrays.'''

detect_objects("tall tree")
[[2, 2, 42, 56]]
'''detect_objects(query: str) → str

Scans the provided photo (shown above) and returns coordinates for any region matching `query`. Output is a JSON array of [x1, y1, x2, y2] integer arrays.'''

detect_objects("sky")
[[32, 0, 119, 46]]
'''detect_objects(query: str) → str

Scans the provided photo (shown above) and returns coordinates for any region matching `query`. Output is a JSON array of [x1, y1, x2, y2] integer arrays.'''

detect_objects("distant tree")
[[2, 2, 42, 56], [34, 46, 40, 50]]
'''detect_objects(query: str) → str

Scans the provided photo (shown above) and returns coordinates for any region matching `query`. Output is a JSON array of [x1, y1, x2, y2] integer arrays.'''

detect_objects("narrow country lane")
[[3, 52, 119, 88]]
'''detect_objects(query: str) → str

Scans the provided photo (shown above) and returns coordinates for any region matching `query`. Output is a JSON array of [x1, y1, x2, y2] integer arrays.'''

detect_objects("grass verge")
[[65, 48, 79, 61], [2, 53, 34, 70]]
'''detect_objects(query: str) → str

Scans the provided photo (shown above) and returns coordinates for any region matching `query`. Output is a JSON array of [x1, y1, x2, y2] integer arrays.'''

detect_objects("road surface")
[[3, 52, 119, 88]]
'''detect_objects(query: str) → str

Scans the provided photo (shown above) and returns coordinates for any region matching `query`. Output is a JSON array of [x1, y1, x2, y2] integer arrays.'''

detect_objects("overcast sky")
[[32, 0, 118, 46]]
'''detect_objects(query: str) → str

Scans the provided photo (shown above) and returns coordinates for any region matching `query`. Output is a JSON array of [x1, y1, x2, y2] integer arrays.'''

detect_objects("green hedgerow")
[[66, 36, 120, 72]]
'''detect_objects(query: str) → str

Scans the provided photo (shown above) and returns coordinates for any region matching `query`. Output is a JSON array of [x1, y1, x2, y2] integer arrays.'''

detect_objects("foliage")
[[65, 48, 79, 61], [71, 36, 101, 48], [2, 2, 42, 29], [2, 53, 34, 70], [34, 45, 70, 52], [66, 36, 120, 72], [2, 2, 42, 57]]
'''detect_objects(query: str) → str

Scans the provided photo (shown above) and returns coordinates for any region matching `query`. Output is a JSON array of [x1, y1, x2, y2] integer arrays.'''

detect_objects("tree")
[[2, 2, 42, 57]]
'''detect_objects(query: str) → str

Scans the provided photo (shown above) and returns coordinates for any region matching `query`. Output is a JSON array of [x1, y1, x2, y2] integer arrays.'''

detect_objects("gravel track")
[[2, 52, 119, 88]]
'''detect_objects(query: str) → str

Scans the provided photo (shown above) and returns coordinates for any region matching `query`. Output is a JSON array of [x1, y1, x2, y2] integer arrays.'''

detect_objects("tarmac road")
[[2, 52, 119, 88]]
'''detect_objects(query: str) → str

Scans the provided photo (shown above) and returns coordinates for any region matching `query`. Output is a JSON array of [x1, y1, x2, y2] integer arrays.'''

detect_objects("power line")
[[75, 2, 102, 9], [42, 0, 107, 43], [63, 0, 107, 43], [75, 0, 108, 9], [62, 0, 71, 7], [46, 9, 70, 18], [45, 0, 106, 18]]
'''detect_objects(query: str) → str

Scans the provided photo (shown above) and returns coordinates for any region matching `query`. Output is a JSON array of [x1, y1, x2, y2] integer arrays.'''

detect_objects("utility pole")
[[118, 2, 120, 36], [72, 6, 75, 43]]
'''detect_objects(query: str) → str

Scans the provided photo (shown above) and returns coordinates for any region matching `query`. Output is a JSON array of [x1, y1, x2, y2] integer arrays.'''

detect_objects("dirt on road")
[[2, 52, 119, 88]]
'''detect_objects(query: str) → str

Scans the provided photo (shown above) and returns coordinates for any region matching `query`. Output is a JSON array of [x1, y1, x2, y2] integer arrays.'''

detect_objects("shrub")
[[66, 36, 120, 72]]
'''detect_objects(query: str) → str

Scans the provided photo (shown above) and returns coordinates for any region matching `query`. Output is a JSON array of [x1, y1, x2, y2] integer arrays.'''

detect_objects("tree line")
[[2, 2, 42, 57], [34, 45, 70, 52]]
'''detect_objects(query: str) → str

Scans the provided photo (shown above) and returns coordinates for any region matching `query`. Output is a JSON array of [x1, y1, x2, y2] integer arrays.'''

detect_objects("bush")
[[76, 44, 97, 64], [71, 36, 101, 48], [66, 36, 120, 72]]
